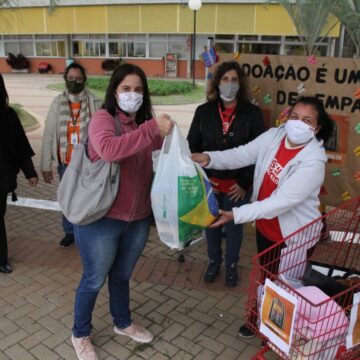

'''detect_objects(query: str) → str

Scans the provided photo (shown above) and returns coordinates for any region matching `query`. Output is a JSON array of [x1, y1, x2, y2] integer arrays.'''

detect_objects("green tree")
[[273, 0, 340, 55], [332, 0, 360, 57]]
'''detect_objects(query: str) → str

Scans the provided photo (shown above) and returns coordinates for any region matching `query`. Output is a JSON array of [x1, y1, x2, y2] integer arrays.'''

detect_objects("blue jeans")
[[57, 164, 74, 235], [72, 216, 150, 338], [205, 192, 249, 267]]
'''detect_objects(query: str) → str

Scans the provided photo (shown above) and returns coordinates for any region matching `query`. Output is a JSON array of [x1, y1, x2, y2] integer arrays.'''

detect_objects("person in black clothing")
[[0, 74, 38, 274], [187, 61, 265, 287]]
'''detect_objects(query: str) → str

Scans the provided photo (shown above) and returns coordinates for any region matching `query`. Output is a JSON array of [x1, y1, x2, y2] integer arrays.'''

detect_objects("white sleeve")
[[232, 159, 325, 224]]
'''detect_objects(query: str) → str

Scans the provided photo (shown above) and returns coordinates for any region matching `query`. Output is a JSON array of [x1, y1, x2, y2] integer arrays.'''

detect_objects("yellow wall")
[[45, 7, 75, 34], [255, 5, 296, 35], [0, 3, 341, 37], [177, 5, 217, 34], [75, 6, 106, 33], [0, 9, 17, 34], [141, 5, 177, 33], [107, 5, 140, 33], [217, 5, 255, 34]]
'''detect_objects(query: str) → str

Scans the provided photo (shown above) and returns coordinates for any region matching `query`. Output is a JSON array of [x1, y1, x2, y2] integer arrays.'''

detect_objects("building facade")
[[0, 0, 342, 77]]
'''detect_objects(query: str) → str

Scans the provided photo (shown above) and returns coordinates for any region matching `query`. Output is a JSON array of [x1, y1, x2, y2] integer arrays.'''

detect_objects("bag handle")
[[84, 113, 121, 161]]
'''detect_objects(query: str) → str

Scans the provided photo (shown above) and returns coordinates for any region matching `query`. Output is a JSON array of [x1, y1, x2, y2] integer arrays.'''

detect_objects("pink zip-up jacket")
[[88, 109, 162, 221]]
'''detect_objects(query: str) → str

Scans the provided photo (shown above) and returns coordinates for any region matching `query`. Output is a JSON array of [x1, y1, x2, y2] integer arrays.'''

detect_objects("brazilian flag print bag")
[[151, 124, 218, 249]]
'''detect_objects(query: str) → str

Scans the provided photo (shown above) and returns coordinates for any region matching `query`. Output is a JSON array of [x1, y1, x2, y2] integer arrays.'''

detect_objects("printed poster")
[[346, 292, 360, 349], [259, 279, 298, 355]]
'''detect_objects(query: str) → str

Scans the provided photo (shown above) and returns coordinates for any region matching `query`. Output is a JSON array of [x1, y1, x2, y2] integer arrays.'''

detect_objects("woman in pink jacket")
[[71, 64, 173, 360]]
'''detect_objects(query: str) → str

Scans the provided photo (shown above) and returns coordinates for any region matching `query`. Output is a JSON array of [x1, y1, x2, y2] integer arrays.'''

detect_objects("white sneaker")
[[71, 335, 99, 360], [114, 323, 153, 343]]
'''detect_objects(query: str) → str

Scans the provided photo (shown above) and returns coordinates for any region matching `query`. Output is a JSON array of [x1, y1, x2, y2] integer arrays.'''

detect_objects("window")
[[36, 40, 65, 56], [215, 34, 235, 54], [251, 43, 280, 55], [83, 41, 106, 56], [128, 42, 146, 57], [109, 41, 126, 57], [108, 34, 126, 57], [4, 42, 19, 55], [72, 41, 81, 57], [168, 35, 187, 59], [238, 35, 258, 42], [127, 35, 146, 57], [72, 40, 105, 57], [261, 35, 281, 42], [36, 42, 51, 56], [4, 35, 33, 56], [149, 42, 167, 58], [237, 43, 252, 54], [215, 42, 234, 53], [215, 34, 235, 41]]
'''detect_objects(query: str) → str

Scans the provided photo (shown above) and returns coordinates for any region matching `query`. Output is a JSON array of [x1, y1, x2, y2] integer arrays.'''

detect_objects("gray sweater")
[[206, 125, 328, 239], [40, 90, 101, 172]]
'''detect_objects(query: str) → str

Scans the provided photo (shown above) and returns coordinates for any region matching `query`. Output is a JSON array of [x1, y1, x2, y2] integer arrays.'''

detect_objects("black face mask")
[[66, 80, 85, 94]]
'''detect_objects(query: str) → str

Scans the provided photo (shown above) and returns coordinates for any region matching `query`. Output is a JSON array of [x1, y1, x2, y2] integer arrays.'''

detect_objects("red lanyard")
[[69, 101, 82, 126], [218, 102, 236, 135]]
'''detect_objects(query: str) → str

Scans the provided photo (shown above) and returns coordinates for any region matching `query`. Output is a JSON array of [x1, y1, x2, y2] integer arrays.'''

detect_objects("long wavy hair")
[[103, 63, 153, 126], [207, 61, 250, 104]]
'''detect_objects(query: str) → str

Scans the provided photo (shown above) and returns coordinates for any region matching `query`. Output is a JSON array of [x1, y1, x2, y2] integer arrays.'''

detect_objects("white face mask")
[[117, 92, 143, 114], [285, 119, 316, 145], [219, 83, 239, 102]]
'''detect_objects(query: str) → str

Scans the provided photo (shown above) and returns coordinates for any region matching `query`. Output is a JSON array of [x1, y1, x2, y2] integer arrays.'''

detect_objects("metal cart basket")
[[246, 197, 360, 360]]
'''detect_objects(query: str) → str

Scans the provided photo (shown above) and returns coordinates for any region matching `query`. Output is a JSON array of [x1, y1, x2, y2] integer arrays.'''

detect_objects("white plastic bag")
[[151, 125, 218, 249]]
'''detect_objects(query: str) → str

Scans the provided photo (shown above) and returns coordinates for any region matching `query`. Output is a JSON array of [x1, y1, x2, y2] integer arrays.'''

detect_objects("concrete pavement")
[[0, 74, 270, 360]]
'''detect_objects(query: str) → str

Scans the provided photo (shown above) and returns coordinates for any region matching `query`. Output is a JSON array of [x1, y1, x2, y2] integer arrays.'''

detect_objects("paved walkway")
[[0, 74, 271, 360]]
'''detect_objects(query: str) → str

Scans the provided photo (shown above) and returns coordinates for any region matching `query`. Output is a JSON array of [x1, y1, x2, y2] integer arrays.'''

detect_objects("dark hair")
[[207, 61, 250, 103], [0, 73, 9, 111], [102, 63, 153, 125], [63, 62, 87, 82], [292, 96, 334, 143]]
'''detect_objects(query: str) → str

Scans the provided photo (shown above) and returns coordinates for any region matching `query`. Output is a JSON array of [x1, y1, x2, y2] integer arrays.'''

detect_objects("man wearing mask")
[[41, 63, 102, 247]]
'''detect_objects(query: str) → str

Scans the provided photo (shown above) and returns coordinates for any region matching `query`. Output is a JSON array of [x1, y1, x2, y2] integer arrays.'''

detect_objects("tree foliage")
[[272, 0, 340, 55], [332, 0, 360, 57]]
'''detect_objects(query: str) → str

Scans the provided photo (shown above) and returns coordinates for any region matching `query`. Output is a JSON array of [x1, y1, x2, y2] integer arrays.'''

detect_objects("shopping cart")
[[245, 197, 360, 360]]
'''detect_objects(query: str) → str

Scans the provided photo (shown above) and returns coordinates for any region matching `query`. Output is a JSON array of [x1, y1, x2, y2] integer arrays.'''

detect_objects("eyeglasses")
[[66, 77, 84, 83]]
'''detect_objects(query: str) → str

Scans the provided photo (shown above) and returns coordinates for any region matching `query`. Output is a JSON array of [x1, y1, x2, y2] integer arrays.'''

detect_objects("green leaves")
[[276, 0, 339, 56], [332, 0, 360, 57]]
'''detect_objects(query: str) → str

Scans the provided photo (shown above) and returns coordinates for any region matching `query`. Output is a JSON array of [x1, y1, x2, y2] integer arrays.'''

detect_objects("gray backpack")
[[57, 115, 120, 225]]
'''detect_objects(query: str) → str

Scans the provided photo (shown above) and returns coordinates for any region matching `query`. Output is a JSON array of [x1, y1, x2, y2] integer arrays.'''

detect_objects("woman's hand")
[[28, 177, 38, 187], [42, 171, 53, 183], [191, 153, 210, 167], [228, 183, 245, 202], [209, 210, 234, 228], [156, 113, 174, 137]]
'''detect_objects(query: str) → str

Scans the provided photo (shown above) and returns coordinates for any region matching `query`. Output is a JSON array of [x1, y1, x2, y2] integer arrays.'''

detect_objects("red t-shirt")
[[256, 138, 304, 242]]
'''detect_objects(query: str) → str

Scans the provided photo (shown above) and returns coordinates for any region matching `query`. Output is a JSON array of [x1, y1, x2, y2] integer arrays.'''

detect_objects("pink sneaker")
[[71, 335, 99, 360], [114, 323, 153, 343]]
